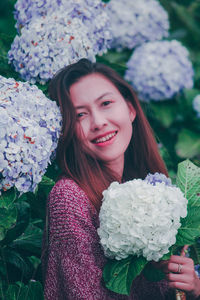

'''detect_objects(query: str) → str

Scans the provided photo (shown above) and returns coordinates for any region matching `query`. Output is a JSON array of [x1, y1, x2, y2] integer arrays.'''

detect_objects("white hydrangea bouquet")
[[98, 160, 200, 295]]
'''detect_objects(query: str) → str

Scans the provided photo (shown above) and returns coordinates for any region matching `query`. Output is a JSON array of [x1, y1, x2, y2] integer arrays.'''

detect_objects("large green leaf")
[[175, 160, 200, 245], [176, 160, 200, 206], [103, 256, 147, 295]]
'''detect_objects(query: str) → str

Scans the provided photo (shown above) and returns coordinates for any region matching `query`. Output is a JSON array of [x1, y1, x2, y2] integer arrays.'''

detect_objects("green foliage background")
[[0, 0, 200, 298]]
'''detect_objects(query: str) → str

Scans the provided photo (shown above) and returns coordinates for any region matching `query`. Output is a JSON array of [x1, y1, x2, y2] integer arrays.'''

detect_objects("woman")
[[42, 58, 200, 299]]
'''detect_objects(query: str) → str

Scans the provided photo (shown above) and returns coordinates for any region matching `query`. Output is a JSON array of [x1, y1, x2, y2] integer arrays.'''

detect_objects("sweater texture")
[[42, 178, 179, 299]]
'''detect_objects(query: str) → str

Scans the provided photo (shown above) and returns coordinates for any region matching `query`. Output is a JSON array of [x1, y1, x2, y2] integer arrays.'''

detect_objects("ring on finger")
[[177, 263, 183, 273]]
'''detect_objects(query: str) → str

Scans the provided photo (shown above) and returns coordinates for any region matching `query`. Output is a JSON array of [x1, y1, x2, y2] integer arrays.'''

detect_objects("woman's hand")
[[155, 246, 200, 298]]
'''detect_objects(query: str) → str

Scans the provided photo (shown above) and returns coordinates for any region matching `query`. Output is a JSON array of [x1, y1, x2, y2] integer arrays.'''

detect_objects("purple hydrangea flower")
[[14, 0, 111, 55], [106, 0, 169, 50], [125, 40, 194, 102], [145, 172, 172, 186], [193, 95, 200, 118], [8, 12, 98, 84], [0, 76, 61, 195]]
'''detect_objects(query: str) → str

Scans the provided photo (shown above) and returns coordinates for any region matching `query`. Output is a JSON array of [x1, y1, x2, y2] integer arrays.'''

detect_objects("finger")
[[169, 255, 193, 265], [167, 272, 190, 283], [168, 281, 192, 292], [167, 262, 184, 274], [181, 245, 189, 257]]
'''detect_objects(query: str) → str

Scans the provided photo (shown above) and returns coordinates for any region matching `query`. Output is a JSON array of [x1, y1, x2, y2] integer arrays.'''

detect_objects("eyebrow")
[[75, 92, 113, 109]]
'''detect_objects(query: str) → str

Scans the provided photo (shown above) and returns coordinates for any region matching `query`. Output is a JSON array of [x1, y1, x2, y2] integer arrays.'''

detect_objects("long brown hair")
[[49, 58, 168, 211]]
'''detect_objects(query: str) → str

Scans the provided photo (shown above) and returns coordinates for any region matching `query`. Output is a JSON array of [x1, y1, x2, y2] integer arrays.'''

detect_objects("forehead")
[[69, 73, 121, 106]]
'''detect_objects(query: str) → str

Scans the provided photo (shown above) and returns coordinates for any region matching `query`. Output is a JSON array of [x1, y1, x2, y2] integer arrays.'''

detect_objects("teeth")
[[94, 132, 117, 143]]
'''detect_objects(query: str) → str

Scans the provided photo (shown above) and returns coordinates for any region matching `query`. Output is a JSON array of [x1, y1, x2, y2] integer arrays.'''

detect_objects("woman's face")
[[70, 73, 136, 176]]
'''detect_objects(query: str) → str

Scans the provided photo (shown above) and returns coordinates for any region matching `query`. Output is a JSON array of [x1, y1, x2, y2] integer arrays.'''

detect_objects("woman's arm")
[[42, 179, 127, 300]]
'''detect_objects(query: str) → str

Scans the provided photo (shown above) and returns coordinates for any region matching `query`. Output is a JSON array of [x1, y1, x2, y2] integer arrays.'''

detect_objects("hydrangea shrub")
[[8, 12, 99, 84], [0, 75, 61, 195], [193, 95, 200, 117], [98, 179, 187, 261], [106, 0, 169, 50], [125, 40, 194, 102], [14, 0, 111, 54]]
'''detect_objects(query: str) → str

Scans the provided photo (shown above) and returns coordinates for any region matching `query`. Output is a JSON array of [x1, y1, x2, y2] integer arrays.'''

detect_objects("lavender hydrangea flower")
[[145, 172, 172, 186], [8, 12, 98, 84], [193, 95, 200, 118], [125, 40, 194, 102], [14, 0, 111, 55], [106, 0, 169, 50], [0, 76, 61, 195]]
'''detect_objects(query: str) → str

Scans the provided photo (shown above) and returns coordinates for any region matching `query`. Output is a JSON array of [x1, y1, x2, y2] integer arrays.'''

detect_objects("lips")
[[92, 131, 117, 144]]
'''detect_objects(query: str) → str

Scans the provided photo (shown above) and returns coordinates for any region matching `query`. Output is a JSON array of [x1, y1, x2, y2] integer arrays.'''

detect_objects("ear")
[[127, 102, 136, 123]]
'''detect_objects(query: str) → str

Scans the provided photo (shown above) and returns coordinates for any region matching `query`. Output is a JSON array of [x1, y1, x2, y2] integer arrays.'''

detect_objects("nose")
[[90, 110, 107, 131]]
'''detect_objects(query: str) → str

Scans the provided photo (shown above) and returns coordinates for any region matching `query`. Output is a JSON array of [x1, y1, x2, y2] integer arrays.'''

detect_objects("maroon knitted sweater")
[[42, 178, 176, 300]]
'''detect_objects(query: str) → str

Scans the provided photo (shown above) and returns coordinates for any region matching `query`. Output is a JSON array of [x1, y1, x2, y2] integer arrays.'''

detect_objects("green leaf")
[[1, 249, 33, 279], [5, 281, 44, 300], [176, 159, 200, 206], [0, 200, 17, 241], [143, 263, 165, 282], [37, 176, 55, 197], [0, 190, 18, 240], [150, 101, 178, 128], [175, 160, 200, 245], [0, 189, 17, 209], [176, 227, 200, 245], [183, 88, 200, 106], [10, 223, 43, 256], [175, 129, 200, 158], [0, 201, 30, 246], [103, 256, 147, 295]]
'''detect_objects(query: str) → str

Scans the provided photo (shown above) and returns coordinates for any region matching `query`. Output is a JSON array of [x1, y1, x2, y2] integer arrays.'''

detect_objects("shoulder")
[[50, 177, 86, 199], [48, 177, 94, 218], [47, 178, 99, 240]]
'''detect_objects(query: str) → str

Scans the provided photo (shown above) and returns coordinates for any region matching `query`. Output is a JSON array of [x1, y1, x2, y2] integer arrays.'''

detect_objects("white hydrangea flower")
[[106, 0, 169, 50], [8, 11, 97, 84], [193, 95, 200, 118], [0, 75, 61, 195], [125, 40, 194, 101], [98, 179, 187, 261]]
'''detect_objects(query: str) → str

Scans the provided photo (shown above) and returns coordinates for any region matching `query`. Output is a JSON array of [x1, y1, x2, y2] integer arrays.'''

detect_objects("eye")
[[102, 100, 112, 106], [77, 112, 86, 118]]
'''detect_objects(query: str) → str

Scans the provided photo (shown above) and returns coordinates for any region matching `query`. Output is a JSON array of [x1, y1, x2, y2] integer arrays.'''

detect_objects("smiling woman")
[[42, 59, 200, 300], [69, 73, 136, 177]]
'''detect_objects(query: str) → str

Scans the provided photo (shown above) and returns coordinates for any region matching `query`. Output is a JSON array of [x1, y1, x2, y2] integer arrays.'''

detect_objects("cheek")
[[75, 120, 89, 141]]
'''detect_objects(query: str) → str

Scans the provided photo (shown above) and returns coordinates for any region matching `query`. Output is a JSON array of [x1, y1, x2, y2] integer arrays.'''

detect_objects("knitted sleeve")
[[42, 178, 177, 300]]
